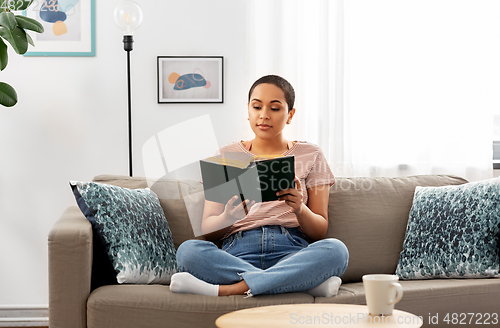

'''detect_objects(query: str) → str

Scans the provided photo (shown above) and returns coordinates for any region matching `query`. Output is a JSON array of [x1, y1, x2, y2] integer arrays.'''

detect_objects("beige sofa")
[[49, 174, 500, 328]]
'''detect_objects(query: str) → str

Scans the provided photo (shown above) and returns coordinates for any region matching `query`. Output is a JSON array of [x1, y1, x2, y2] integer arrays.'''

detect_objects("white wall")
[[0, 0, 250, 305]]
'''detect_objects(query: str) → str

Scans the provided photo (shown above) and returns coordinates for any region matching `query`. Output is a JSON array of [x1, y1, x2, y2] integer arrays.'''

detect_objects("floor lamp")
[[114, 1, 144, 177]]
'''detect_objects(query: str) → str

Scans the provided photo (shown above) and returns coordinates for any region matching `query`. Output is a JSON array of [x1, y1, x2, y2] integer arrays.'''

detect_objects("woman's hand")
[[223, 195, 255, 221], [201, 196, 255, 241], [277, 178, 330, 240], [276, 176, 304, 214]]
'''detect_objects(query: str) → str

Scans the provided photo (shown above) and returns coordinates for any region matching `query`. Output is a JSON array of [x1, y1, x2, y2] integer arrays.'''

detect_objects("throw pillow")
[[396, 178, 500, 279], [71, 181, 177, 284], [326, 175, 468, 283], [92, 174, 206, 248]]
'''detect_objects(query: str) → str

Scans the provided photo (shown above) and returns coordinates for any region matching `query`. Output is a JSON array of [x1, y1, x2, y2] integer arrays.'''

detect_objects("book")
[[200, 154, 295, 205]]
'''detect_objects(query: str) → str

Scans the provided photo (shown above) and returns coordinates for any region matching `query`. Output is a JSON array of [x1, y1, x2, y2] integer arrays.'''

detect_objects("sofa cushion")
[[396, 178, 500, 279], [326, 175, 468, 283], [71, 181, 177, 284], [93, 175, 205, 249], [87, 285, 314, 328]]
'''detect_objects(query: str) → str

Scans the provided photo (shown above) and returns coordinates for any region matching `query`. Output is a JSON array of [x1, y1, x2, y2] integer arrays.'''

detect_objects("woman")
[[170, 75, 348, 297]]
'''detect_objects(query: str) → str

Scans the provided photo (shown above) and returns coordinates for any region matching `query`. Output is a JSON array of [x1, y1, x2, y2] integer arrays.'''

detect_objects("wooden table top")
[[216, 303, 423, 328]]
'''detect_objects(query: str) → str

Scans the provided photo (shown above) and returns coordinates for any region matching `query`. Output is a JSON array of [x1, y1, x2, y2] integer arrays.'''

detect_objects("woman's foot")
[[306, 276, 342, 297], [218, 280, 250, 296], [170, 272, 250, 297], [169, 272, 219, 296]]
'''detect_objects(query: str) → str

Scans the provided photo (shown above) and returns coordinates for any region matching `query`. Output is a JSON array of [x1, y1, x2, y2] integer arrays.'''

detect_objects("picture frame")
[[23, 0, 96, 57], [157, 56, 223, 103]]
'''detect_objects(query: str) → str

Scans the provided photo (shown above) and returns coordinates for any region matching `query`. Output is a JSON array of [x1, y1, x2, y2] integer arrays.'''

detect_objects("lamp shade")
[[114, 1, 144, 35]]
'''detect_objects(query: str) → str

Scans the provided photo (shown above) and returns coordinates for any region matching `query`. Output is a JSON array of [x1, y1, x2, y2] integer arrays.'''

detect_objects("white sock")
[[306, 276, 342, 297], [169, 272, 219, 297]]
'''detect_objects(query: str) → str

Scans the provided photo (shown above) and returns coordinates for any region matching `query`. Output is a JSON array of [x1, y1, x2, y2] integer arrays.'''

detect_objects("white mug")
[[362, 274, 403, 315]]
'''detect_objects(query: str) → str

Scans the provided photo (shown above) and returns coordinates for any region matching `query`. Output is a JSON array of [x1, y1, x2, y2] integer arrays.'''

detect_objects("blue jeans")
[[176, 225, 349, 296]]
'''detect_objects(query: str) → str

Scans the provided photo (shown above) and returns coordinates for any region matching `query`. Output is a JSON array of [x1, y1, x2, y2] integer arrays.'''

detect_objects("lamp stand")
[[123, 35, 133, 177]]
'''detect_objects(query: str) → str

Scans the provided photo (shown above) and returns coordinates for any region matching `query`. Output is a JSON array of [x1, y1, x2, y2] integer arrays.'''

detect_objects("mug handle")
[[388, 282, 403, 305]]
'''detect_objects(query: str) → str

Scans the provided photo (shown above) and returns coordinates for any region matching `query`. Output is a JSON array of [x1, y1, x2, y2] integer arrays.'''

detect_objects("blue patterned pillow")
[[71, 181, 177, 284], [396, 178, 500, 279]]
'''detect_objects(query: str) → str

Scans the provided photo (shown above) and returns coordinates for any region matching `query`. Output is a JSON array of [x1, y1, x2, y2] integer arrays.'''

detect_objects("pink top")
[[244, 139, 295, 152], [213, 140, 336, 238]]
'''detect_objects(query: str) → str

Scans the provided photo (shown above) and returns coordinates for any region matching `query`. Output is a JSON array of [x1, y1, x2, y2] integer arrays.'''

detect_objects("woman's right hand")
[[223, 195, 255, 221], [201, 196, 255, 241]]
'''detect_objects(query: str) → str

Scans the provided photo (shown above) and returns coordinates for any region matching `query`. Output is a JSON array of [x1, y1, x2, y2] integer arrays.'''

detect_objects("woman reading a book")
[[170, 75, 349, 297]]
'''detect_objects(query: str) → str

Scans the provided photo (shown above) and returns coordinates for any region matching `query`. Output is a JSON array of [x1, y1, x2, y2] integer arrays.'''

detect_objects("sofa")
[[49, 174, 500, 328]]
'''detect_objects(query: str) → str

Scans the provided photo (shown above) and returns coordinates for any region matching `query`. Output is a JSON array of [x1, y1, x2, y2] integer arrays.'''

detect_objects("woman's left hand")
[[276, 176, 304, 214]]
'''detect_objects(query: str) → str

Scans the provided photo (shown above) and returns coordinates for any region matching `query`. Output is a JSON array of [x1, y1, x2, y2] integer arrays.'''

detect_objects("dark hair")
[[248, 75, 295, 112]]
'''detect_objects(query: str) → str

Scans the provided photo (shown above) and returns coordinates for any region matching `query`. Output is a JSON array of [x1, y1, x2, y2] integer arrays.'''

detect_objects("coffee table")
[[216, 303, 423, 328]]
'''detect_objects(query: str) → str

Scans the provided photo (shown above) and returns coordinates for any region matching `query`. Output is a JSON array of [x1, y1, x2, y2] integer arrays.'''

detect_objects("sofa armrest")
[[48, 206, 92, 328]]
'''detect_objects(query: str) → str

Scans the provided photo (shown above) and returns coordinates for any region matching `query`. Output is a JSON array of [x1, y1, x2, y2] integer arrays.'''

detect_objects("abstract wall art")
[[23, 0, 95, 56], [157, 56, 223, 103]]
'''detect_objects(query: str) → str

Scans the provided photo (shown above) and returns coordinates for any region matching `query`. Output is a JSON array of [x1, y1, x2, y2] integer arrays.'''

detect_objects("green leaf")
[[0, 82, 17, 107], [26, 31, 33, 46], [0, 37, 7, 70], [0, 12, 17, 30], [0, 26, 28, 54], [15, 15, 43, 33]]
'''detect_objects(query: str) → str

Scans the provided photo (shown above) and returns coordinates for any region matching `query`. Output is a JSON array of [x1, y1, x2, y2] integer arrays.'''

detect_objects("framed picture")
[[23, 0, 96, 56], [157, 56, 223, 103]]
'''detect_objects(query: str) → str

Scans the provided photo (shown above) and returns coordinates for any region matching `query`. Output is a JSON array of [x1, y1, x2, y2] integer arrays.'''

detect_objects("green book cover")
[[200, 155, 295, 204]]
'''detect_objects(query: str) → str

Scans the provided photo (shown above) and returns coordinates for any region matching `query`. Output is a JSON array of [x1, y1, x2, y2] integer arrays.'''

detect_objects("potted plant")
[[0, 0, 44, 107]]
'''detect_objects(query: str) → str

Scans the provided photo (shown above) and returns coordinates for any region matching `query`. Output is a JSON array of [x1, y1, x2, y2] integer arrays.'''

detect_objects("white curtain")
[[245, 0, 348, 169], [246, 0, 498, 181]]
